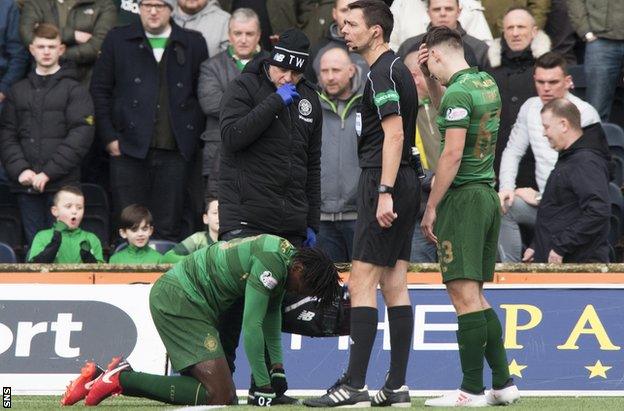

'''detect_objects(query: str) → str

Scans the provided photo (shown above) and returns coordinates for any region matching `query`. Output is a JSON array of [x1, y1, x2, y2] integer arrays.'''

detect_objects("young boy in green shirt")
[[109, 204, 163, 264], [27, 185, 103, 263], [161, 199, 219, 263]]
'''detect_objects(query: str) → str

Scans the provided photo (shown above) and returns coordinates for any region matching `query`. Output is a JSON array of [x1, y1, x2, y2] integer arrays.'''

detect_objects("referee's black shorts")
[[352, 167, 420, 267]]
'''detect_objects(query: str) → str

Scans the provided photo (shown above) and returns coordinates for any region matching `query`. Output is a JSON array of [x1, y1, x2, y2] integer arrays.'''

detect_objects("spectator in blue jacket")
[[0, 0, 29, 111], [90, 0, 208, 241]]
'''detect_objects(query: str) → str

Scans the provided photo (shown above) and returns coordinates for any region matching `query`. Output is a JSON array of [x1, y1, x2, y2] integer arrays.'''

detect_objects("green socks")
[[484, 308, 512, 389], [119, 371, 208, 405], [456, 311, 487, 394]]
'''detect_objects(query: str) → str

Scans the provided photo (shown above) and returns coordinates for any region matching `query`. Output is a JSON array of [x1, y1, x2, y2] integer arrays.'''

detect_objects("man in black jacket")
[[523, 98, 610, 263], [217, 27, 321, 403], [0, 23, 94, 244], [90, 0, 207, 241]]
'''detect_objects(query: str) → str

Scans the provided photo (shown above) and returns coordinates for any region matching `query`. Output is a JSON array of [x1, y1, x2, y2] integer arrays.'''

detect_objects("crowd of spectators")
[[0, 0, 623, 264]]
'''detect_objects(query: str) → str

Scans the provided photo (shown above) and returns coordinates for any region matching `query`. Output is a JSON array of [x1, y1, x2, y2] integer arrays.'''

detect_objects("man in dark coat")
[[90, 0, 207, 241], [0, 23, 94, 244], [524, 99, 610, 263], [218, 27, 322, 246], [486, 7, 551, 188]]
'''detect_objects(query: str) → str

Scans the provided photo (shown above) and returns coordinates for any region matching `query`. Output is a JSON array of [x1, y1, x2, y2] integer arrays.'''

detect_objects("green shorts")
[[434, 183, 501, 283], [149, 275, 224, 372]]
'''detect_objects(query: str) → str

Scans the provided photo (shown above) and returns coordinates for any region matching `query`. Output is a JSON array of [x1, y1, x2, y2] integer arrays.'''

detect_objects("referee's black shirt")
[[356, 50, 418, 168]]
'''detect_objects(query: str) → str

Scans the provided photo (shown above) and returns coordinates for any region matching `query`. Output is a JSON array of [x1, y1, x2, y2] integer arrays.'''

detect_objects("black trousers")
[[218, 227, 304, 376], [110, 149, 190, 241]]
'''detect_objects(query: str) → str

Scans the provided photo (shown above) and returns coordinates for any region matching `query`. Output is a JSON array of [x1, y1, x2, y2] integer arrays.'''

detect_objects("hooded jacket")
[[318, 68, 362, 216], [173, 0, 230, 58], [533, 123, 611, 263], [218, 54, 322, 237], [487, 31, 551, 188], [0, 64, 94, 193]]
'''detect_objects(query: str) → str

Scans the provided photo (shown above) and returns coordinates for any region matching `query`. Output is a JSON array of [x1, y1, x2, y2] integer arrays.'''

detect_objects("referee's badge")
[[298, 99, 312, 116], [355, 112, 362, 136]]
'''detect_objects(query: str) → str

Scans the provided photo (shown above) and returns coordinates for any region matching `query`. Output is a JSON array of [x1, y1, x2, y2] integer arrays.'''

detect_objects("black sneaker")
[[273, 394, 301, 405], [372, 385, 411, 407], [304, 378, 371, 408]]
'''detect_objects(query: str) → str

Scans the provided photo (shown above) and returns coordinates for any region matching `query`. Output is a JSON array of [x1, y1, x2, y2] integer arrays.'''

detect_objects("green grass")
[[9, 396, 624, 410]]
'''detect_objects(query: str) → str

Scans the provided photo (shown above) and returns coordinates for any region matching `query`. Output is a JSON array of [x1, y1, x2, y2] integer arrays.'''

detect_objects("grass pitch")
[[10, 396, 624, 410]]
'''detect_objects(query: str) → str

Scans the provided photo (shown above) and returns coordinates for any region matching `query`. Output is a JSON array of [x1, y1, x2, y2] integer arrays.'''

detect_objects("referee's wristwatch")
[[378, 184, 394, 195]]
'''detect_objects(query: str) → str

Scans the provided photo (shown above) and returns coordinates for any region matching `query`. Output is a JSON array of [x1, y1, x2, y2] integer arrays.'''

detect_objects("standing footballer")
[[305, 0, 420, 407], [418, 26, 520, 407]]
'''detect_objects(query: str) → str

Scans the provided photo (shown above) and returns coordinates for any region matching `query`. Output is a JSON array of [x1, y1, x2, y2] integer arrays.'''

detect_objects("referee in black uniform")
[[305, 0, 420, 408]]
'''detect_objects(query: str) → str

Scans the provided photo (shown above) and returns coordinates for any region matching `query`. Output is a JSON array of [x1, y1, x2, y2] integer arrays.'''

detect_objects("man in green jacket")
[[28, 185, 103, 263], [61, 234, 341, 406], [568, 0, 624, 120], [19, 0, 117, 82]]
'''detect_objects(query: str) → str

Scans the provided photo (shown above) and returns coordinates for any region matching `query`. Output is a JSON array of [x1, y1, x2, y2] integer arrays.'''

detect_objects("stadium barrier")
[[1, 263, 623, 396]]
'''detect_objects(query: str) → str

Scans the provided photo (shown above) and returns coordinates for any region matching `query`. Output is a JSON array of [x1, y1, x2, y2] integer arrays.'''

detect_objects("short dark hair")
[[422, 25, 463, 51], [293, 247, 341, 306], [348, 0, 394, 43], [119, 204, 153, 230], [53, 185, 83, 205], [535, 51, 568, 75], [32, 23, 60, 42], [541, 98, 582, 130]]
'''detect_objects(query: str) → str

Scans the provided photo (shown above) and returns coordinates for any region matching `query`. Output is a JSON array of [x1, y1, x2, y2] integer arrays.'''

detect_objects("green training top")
[[437, 67, 501, 187], [109, 244, 163, 264], [160, 231, 216, 264], [28, 221, 104, 263], [164, 234, 296, 386]]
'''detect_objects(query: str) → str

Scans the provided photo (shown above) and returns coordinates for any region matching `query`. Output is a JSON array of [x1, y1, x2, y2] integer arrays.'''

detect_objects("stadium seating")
[[608, 182, 624, 261], [0, 183, 24, 252], [0, 241, 17, 263], [80, 183, 110, 250], [113, 239, 177, 255]]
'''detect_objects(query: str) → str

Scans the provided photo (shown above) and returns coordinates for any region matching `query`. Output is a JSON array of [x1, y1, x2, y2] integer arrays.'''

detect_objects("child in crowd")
[[161, 199, 219, 263], [27, 185, 103, 263], [109, 204, 163, 264]]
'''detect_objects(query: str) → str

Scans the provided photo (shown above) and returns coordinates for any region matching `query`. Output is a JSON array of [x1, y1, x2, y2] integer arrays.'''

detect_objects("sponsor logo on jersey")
[[373, 89, 400, 108], [445, 107, 469, 121], [260, 271, 278, 290]]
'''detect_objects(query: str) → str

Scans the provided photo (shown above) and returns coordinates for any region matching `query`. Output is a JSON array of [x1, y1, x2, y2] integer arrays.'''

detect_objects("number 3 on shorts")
[[438, 240, 454, 264]]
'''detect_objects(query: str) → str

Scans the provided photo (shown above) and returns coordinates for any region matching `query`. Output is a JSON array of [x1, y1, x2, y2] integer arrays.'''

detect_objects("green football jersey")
[[437, 67, 501, 187], [165, 234, 295, 320]]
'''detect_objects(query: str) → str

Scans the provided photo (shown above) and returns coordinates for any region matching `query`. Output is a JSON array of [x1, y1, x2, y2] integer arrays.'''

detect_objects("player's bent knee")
[[190, 359, 236, 405]]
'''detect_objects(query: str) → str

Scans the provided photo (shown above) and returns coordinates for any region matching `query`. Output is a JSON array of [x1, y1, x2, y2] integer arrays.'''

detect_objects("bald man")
[[487, 7, 551, 185], [316, 47, 362, 263]]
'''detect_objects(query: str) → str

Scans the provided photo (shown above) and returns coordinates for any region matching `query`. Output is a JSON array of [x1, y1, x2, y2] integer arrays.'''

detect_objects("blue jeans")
[[584, 38, 624, 121], [410, 218, 437, 262], [16, 193, 55, 245], [318, 220, 356, 263]]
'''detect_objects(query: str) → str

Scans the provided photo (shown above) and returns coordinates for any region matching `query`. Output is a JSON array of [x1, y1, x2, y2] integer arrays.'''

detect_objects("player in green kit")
[[417, 27, 520, 407], [60, 234, 341, 407]]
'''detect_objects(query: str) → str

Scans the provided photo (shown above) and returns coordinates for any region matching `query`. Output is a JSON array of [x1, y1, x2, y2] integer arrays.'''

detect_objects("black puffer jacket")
[[218, 55, 322, 237], [0, 64, 94, 193], [533, 123, 611, 263]]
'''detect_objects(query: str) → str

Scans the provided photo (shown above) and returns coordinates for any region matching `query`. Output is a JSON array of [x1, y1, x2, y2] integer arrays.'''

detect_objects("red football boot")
[[84, 356, 132, 406], [60, 361, 104, 406]]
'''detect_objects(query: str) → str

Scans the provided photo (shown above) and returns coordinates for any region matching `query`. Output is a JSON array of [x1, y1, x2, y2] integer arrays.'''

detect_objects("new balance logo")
[[297, 310, 316, 321]]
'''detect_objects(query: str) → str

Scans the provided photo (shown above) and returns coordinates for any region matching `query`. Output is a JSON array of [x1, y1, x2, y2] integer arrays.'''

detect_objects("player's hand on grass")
[[548, 249, 563, 263], [270, 367, 288, 397], [248, 383, 276, 407], [522, 247, 535, 262], [376, 193, 397, 228], [498, 189, 515, 213], [421, 205, 438, 244]]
